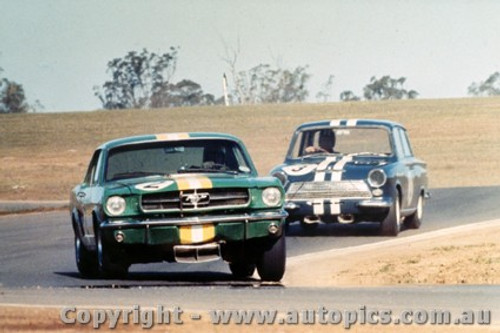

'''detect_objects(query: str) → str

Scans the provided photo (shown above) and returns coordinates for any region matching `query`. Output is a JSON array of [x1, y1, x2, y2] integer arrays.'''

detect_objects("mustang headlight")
[[368, 169, 387, 188], [262, 187, 282, 207], [106, 196, 126, 216]]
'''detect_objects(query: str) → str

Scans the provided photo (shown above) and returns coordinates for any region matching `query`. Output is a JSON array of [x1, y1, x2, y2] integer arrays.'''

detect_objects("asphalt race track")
[[1, 186, 499, 318]]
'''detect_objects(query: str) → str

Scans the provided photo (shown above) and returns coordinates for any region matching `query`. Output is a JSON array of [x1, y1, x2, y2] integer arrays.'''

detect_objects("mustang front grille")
[[141, 188, 250, 212], [286, 181, 372, 200]]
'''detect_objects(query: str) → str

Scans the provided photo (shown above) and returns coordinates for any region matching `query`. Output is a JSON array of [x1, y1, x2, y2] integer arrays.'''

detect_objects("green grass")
[[1, 97, 499, 200]]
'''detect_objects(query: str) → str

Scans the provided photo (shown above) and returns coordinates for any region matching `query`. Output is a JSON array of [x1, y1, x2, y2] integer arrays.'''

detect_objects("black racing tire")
[[405, 193, 424, 229], [380, 195, 401, 236], [97, 229, 129, 279], [229, 262, 256, 279], [256, 235, 286, 282], [75, 235, 99, 278]]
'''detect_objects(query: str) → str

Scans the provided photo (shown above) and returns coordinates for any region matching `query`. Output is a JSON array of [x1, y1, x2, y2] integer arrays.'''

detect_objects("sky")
[[1, 0, 499, 112]]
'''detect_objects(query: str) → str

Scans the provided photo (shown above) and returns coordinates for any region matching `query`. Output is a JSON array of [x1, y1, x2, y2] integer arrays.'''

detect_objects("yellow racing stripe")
[[179, 224, 215, 244], [175, 176, 213, 191], [156, 133, 190, 141], [203, 224, 215, 241], [179, 226, 191, 244]]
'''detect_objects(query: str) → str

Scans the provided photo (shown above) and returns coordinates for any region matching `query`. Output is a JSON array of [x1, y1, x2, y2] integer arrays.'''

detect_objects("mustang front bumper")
[[99, 210, 288, 246]]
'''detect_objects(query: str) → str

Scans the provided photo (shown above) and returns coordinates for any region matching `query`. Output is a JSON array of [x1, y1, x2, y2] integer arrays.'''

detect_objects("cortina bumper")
[[285, 199, 391, 211]]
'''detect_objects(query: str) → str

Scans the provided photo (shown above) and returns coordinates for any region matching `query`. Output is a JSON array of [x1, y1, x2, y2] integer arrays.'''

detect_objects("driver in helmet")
[[304, 129, 336, 154]]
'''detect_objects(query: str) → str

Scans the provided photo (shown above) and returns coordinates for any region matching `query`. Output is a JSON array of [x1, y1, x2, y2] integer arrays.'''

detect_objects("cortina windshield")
[[290, 127, 393, 158]]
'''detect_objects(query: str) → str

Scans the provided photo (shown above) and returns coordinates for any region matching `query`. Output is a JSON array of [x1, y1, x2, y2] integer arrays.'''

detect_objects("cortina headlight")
[[272, 171, 288, 186], [368, 169, 387, 188], [262, 187, 282, 207], [106, 196, 126, 216]]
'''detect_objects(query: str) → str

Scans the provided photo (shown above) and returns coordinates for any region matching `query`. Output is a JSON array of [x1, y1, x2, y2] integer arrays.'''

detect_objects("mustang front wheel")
[[229, 262, 256, 279], [97, 230, 129, 279], [75, 236, 99, 278], [256, 235, 286, 282]]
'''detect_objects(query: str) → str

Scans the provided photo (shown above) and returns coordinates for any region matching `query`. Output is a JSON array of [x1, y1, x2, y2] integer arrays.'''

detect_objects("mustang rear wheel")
[[380, 196, 401, 236], [229, 262, 256, 279], [75, 236, 99, 278], [405, 193, 424, 229], [256, 235, 286, 282], [97, 230, 129, 279]]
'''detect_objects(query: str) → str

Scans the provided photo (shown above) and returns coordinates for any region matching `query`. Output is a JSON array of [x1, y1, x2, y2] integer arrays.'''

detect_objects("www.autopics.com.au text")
[[60, 305, 492, 329]]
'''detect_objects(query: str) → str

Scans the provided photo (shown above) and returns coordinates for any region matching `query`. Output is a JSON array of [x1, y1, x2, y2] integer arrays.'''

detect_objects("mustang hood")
[[106, 174, 279, 195]]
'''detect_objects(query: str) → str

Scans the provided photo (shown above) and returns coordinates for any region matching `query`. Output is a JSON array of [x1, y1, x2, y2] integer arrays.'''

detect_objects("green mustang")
[[70, 132, 287, 281]]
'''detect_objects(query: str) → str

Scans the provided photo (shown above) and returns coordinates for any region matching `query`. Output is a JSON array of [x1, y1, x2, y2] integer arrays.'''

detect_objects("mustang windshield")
[[291, 127, 393, 158], [106, 139, 252, 181]]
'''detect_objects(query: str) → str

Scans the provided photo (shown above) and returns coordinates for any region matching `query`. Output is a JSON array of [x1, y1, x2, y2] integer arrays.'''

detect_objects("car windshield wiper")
[[109, 171, 168, 181], [177, 165, 238, 175], [349, 152, 389, 157], [301, 152, 341, 159]]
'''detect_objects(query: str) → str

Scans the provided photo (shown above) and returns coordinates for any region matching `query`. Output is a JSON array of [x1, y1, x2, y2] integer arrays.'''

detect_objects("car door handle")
[[77, 192, 86, 198]]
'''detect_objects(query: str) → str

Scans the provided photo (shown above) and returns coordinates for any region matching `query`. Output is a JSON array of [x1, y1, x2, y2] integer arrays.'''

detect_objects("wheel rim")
[[75, 237, 81, 265], [417, 195, 423, 220], [395, 198, 401, 228], [97, 232, 104, 270]]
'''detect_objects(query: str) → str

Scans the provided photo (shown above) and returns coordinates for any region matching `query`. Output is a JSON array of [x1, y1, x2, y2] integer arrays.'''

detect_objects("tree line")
[[0, 67, 29, 113], [1, 47, 499, 113], [93, 48, 421, 109]]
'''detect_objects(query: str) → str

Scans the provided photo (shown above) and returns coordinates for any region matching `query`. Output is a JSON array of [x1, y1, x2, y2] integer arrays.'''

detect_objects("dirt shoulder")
[[2, 98, 500, 201], [284, 219, 500, 287]]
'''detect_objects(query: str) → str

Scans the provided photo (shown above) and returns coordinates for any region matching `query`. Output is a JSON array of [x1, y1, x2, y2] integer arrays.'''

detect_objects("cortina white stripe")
[[314, 157, 337, 181], [330, 155, 353, 181], [329, 199, 341, 215], [346, 119, 358, 127], [313, 199, 324, 215]]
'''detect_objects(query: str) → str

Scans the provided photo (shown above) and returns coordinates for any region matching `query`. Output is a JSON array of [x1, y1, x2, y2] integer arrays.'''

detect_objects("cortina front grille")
[[286, 181, 372, 200]]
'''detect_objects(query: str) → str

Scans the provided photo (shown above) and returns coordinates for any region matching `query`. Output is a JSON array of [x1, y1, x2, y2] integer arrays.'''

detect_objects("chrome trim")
[[115, 231, 125, 243], [140, 188, 251, 213], [338, 214, 355, 224], [100, 211, 288, 229], [367, 169, 387, 188], [174, 243, 221, 263], [357, 199, 391, 208], [289, 196, 372, 202], [303, 216, 320, 224], [286, 180, 372, 200], [268, 223, 279, 235], [272, 170, 288, 187]]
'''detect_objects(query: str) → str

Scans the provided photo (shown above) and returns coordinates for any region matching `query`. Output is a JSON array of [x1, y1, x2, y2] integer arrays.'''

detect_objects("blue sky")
[[1, 0, 499, 112]]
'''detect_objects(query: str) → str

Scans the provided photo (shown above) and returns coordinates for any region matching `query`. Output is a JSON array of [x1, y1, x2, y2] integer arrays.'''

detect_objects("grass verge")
[[1, 97, 499, 200]]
